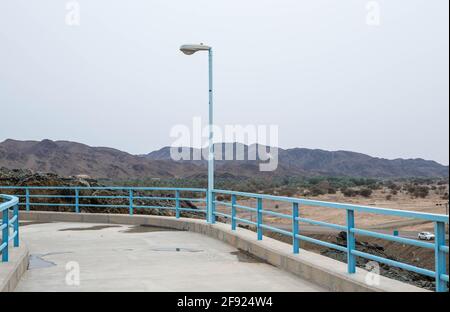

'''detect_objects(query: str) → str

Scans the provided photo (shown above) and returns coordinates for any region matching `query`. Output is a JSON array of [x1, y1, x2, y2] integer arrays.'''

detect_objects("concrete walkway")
[[15, 221, 326, 292]]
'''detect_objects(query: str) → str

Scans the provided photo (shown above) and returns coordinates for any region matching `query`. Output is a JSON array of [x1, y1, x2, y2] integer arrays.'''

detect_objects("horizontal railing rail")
[[0, 194, 20, 262], [211, 189, 449, 292], [1, 185, 448, 292], [0, 186, 207, 217], [213, 189, 448, 223]]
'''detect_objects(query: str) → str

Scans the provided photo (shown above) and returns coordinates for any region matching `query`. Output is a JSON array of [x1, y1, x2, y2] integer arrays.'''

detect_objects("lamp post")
[[180, 44, 215, 223]]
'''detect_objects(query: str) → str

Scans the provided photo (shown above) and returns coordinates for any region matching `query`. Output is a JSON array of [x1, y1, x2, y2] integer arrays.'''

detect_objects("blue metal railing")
[[0, 186, 207, 217], [0, 185, 448, 292], [0, 194, 20, 262], [211, 189, 449, 293]]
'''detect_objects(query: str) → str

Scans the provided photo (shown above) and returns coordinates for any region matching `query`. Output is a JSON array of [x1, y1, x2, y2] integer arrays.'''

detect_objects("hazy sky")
[[0, 1, 448, 165]]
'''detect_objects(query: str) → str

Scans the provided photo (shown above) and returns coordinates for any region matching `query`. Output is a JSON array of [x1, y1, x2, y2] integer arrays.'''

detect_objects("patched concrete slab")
[[15, 222, 326, 292]]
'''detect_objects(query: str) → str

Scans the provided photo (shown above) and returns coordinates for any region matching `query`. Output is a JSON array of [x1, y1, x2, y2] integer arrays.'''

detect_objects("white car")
[[418, 232, 435, 241]]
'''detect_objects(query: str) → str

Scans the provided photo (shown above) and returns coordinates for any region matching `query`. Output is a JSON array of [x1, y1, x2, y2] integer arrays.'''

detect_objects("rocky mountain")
[[146, 144, 449, 179], [0, 139, 199, 180], [0, 139, 448, 180]]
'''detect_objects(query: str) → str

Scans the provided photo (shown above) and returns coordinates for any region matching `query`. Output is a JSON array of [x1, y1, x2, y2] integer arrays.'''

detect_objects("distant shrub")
[[278, 188, 296, 197], [386, 182, 401, 192], [341, 187, 372, 198], [368, 183, 382, 190], [415, 186, 429, 198], [310, 186, 326, 197], [386, 194, 393, 201], [359, 188, 373, 198], [342, 188, 357, 197], [436, 185, 448, 196], [407, 185, 429, 198]]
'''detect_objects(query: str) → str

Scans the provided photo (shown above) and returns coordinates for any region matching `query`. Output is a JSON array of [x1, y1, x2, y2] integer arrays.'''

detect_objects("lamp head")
[[180, 44, 211, 55]]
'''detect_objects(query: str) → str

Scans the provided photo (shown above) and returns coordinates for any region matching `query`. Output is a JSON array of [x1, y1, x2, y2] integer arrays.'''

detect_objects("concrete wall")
[[20, 211, 428, 292], [0, 242, 29, 292]]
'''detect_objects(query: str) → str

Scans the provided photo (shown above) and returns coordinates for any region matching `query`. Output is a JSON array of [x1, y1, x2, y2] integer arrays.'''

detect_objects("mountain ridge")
[[0, 139, 448, 180]]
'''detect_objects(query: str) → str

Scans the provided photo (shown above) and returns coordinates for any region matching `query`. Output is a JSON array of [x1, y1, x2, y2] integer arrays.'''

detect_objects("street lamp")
[[180, 44, 215, 224]]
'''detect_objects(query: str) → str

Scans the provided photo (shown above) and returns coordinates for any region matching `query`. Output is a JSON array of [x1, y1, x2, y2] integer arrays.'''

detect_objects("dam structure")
[[0, 186, 448, 292]]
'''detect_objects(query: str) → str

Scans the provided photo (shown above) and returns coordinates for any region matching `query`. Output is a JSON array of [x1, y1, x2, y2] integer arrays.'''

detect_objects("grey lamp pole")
[[180, 44, 215, 224]]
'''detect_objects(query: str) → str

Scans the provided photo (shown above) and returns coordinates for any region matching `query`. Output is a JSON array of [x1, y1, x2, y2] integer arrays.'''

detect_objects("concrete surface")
[[19, 211, 428, 292], [0, 241, 29, 292], [15, 221, 325, 292]]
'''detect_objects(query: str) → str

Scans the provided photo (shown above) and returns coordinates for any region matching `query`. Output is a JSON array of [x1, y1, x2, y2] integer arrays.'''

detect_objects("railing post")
[[129, 189, 134, 216], [75, 188, 80, 213], [231, 195, 237, 231], [346, 209, 356, 274], [292, 202, 299, 254], [211, 192, 216, 224], [2, 207, 9, 262], [25, 188, 30, 211], [435, 221, 448, 292], [257, 198, 263, 240], [175, 190, 180, 219], [205, 191, 209, 223], [13, 204, 19, 247]]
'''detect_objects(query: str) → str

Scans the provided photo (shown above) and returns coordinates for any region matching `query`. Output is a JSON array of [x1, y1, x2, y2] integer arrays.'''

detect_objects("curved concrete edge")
[[20, 211, 429, 292], [0, 241, 29, 292]]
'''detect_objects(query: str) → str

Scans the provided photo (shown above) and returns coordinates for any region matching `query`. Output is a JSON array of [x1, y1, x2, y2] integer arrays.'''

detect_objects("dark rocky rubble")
[[0, 167, 201, 218], [321, 232, 436, 290]]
